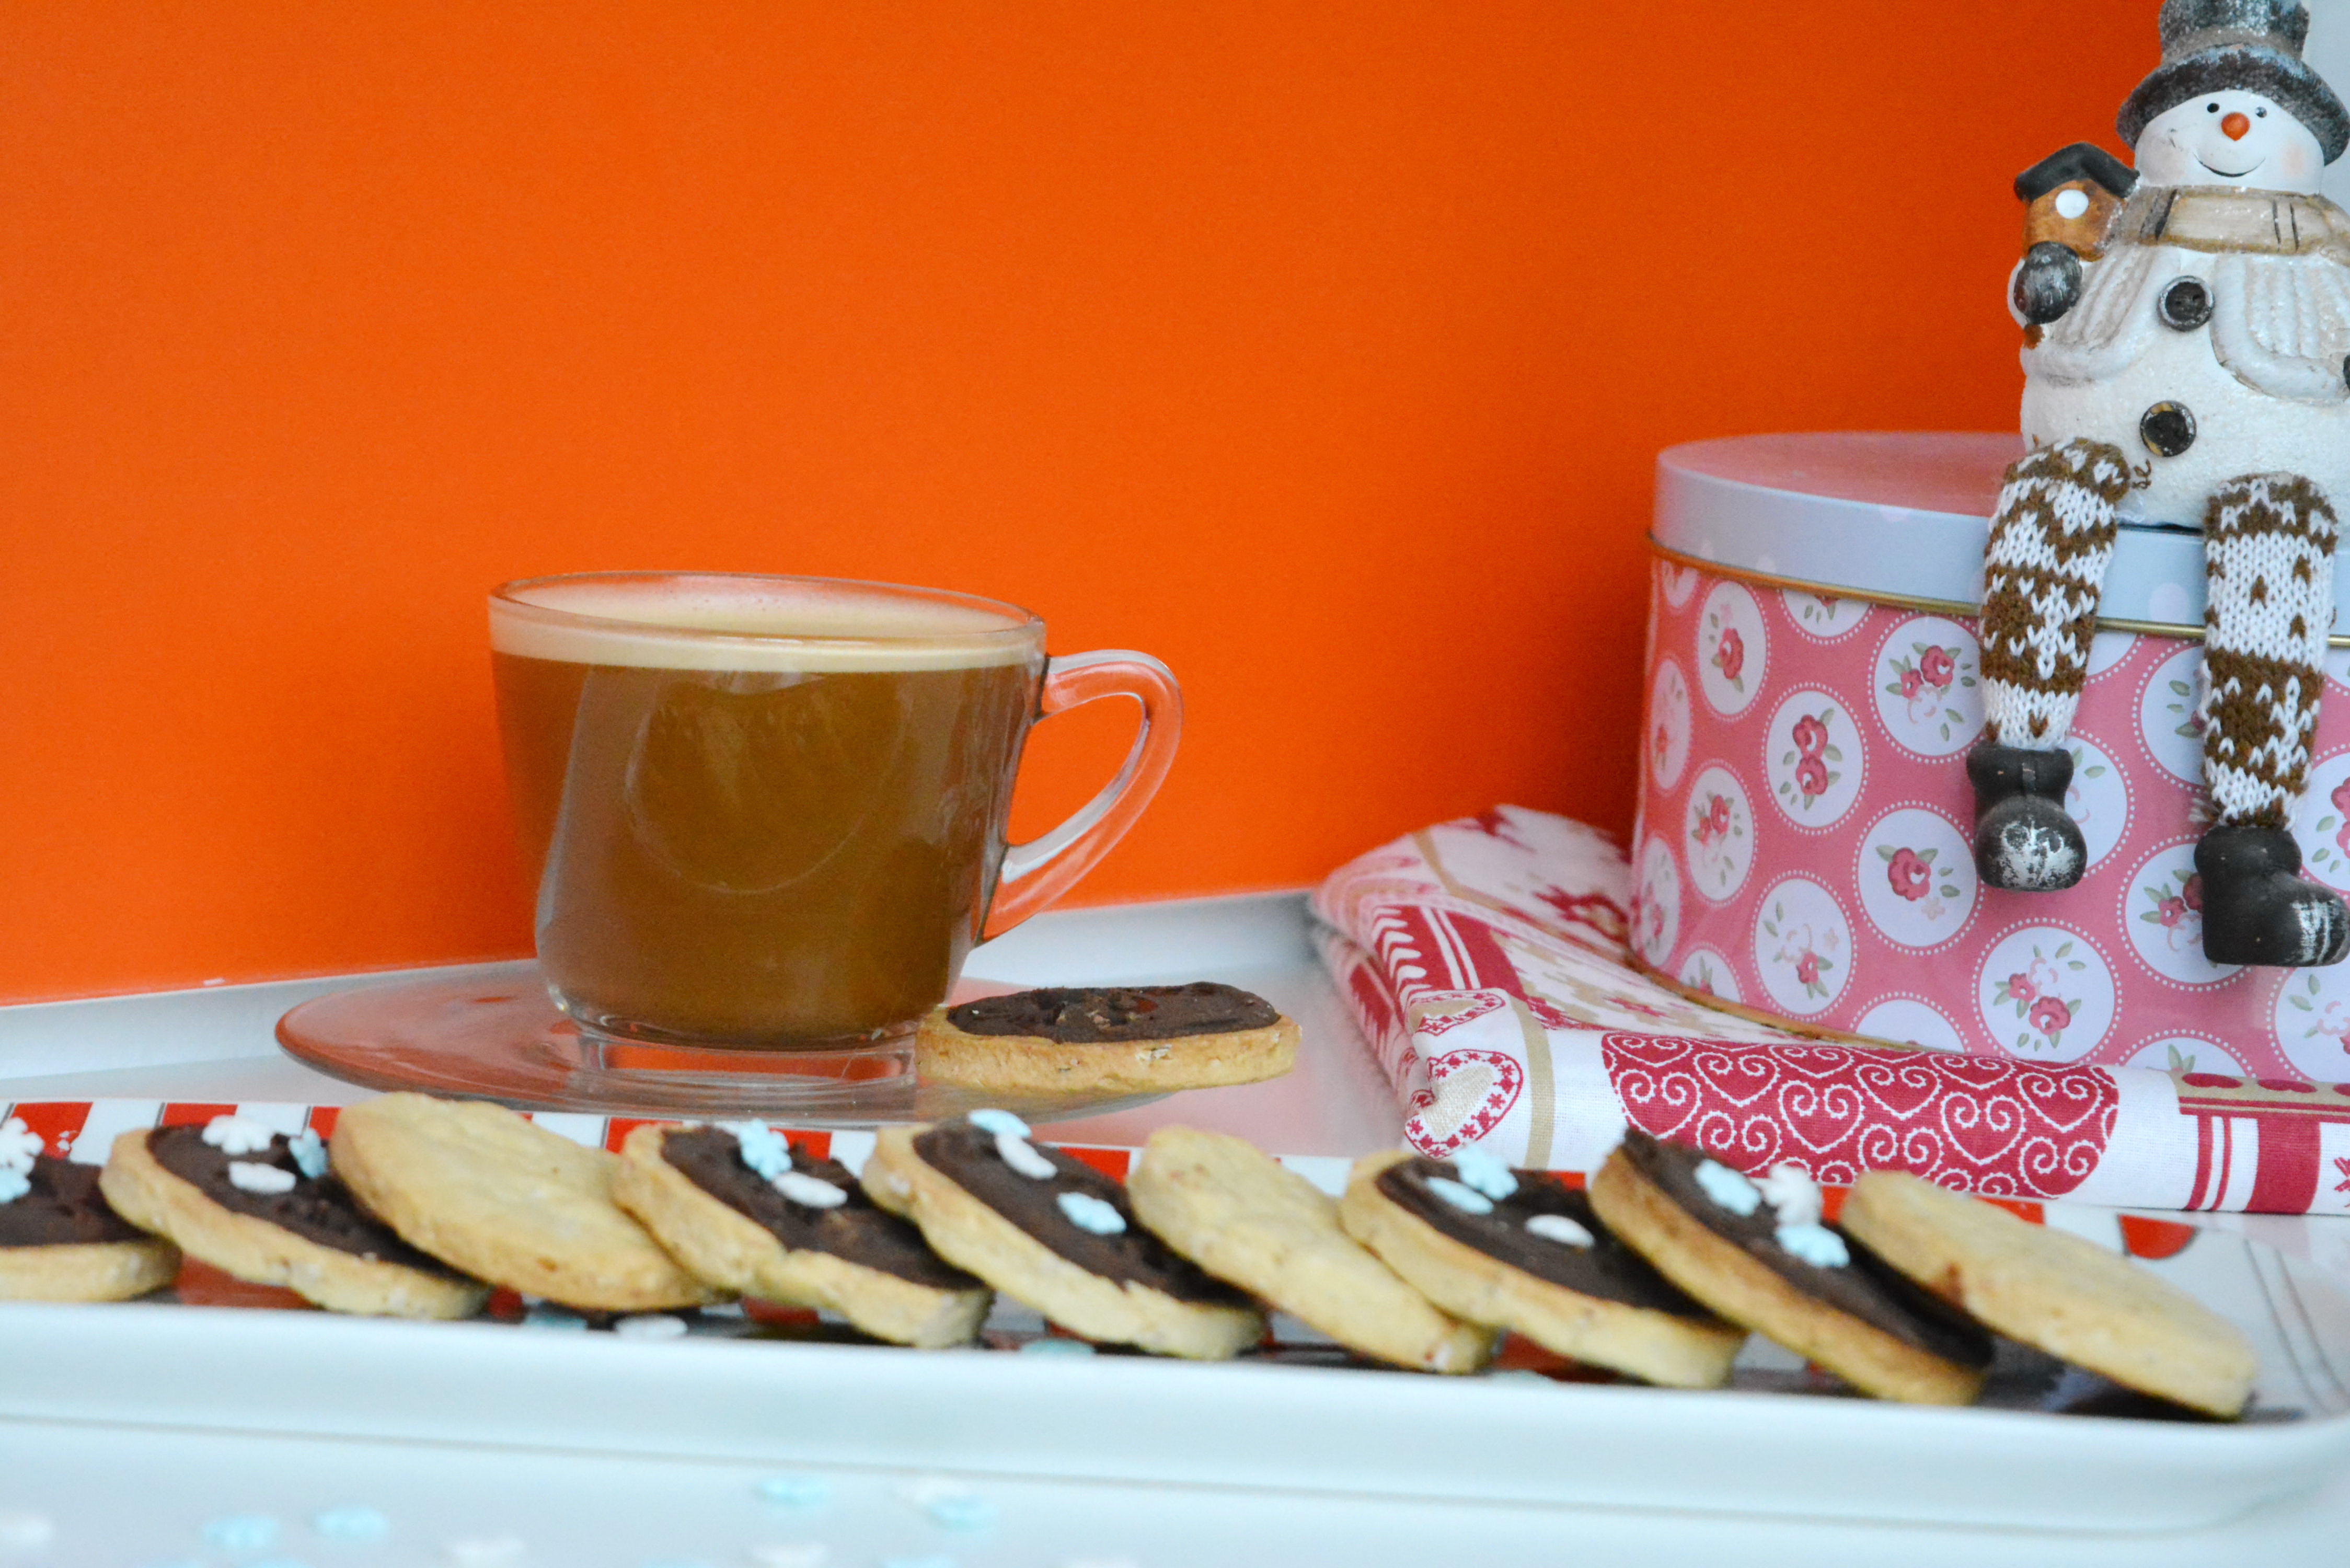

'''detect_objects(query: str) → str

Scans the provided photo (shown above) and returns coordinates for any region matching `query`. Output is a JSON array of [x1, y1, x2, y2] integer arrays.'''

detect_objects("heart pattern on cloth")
[[1404, 1048, 1525, 1157], [1601, 1034, 2118, 1195], [1410, 992, 1506, 1038]]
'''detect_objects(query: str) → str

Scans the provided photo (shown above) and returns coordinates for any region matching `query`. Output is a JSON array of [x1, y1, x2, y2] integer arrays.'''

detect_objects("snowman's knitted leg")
[[1977, 439, 2130, 747], [2200, 475, 2339, 828]]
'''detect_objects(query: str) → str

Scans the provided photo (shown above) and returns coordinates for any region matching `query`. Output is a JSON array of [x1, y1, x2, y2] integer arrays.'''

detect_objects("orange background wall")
[[3, 1, 2153, 1003]]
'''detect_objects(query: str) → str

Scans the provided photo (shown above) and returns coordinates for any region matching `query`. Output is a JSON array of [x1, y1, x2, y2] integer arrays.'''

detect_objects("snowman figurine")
[[1972, 0, 2350, 967]]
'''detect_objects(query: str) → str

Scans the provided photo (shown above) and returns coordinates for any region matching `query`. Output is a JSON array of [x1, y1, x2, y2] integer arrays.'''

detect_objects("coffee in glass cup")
[[489, 572, 1179, 1065]]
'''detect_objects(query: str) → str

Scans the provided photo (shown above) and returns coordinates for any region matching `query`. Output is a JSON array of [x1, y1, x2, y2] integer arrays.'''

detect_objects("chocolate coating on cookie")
[[1618, 1131, 1991, 1369], [0, 1156, 149, 1248], [946, 984, 1278, 1043], [913, 1121, 1249, 1306], [1375, 1159, 1714, 1318], [661, 1127, 980, 1291], [146, 1126, 457, 1275]]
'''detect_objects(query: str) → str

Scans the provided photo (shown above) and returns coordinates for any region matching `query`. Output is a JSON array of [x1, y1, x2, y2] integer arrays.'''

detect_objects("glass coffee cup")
[[487, 571, 1179, 1070]]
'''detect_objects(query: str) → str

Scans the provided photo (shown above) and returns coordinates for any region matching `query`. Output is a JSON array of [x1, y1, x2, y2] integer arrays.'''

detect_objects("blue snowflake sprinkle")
[[312, 1506, 389, 1542], [203, 1515, 280, 1552], [924, 1494, 997, 1532], [521, 1306, 589, 1331], [898, 1478, 995, 1533], [756, 1475, 833, 1508]]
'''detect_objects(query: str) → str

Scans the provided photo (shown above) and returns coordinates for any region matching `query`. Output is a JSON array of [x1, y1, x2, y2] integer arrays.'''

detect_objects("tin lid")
[[1651, 432, 2341, 633]]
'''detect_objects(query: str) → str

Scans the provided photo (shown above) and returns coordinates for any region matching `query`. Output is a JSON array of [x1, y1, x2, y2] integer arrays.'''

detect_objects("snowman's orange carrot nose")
[[2223, 111, 2252, 140]]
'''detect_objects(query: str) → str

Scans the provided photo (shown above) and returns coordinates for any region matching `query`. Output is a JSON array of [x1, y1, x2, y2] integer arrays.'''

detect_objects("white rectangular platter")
[[5, 1099, 2350, 1537]]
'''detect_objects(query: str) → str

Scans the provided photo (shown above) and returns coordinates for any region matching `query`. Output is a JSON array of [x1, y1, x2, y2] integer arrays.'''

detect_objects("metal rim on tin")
[[1648, 535, 2350, 649]]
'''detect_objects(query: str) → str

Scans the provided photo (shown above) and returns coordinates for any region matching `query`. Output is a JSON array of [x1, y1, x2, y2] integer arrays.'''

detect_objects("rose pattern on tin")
[[1752, 879, 1850, 1017], [1856, 805, 1976, 950], [1683, 764, 1755, 903], [2277, 970, 2350, 1083], [1649, 660, 1694, 793], [2138, 644, 2209, 787], [2293, 752, 2350, 891], [1988, 939, 2090, 1055], [1677, 948, 1742, 1004], [2127, 1036, 2243, 1077], [2123, 843, 2238, 989], [1630, 557, 2350, 1078], [1874, 618, 1982, 757], [1781, 589, 1871, 641], [1764, 691, 1865, 829], [1697, 582, 1767, 719], [2060, 734, 2130, 870]]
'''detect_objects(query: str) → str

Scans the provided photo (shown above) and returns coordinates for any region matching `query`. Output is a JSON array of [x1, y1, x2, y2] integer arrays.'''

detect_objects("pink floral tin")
[[1633, 433, 2350, 1083]]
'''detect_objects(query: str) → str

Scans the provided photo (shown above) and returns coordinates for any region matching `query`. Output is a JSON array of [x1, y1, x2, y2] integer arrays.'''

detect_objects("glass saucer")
[[275, 962, 1166, 1127]]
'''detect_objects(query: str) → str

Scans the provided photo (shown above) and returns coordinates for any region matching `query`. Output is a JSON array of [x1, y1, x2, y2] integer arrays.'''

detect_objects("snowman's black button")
[[2158, 276, 2213, 330], [2140, 401, 2197, 457]]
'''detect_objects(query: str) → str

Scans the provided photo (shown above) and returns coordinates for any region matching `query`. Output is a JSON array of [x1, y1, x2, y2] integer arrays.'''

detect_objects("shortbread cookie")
[[1340, 1149, 1745, 1387], [1, 1135, 180, 1303], [614, 1123, 990, 1347], [99, 1117, 485, 1318], [332, 1094, 719, 1312], [1842, 1169, 2256, 1419], [859, 1112, 1263, 1359], [916, 984, 1299, 1095], [1128, 1126, 1494, 1374], [1589, 1131, 1990, 1404]]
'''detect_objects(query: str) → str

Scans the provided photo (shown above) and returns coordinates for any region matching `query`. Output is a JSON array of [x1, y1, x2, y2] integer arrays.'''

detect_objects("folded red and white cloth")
[[1314, 806, 2350, 1215]]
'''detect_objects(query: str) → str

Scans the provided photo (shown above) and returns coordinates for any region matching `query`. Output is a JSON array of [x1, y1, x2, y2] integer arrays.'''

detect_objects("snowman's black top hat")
[[2116, 0, 2349, 163]]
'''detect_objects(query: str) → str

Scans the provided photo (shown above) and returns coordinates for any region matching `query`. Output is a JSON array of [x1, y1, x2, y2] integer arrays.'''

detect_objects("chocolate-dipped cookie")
[[0, 1116, 179, 1302], [1589, 1130, 1991, 1404], [613, 1122, 991, 1348], [915, 983, 1299, 1096], [859, 1111, 1264, 1359], [99, 1116, 487, 1319], [1128, 1126, 1495, 1374], [1340, 1149, 1746, 1387], [1842, 1169, 2256, 1419]]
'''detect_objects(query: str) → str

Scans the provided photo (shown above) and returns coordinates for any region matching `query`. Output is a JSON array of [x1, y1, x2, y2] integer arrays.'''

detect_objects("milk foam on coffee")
[[490, 576, 1039, 673]]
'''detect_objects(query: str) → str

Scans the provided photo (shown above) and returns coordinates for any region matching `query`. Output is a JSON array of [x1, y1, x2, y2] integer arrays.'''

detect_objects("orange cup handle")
[[984, 651, 1183, 940]]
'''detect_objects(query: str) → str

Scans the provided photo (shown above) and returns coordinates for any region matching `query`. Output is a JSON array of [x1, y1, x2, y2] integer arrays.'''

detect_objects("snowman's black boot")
[[2196, 826, 2350, 968], [1968, 740, 2086, 892]]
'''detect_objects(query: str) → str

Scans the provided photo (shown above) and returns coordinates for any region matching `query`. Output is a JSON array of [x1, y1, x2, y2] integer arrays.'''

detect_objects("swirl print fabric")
[[1314, 805, 2350, 1214]]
